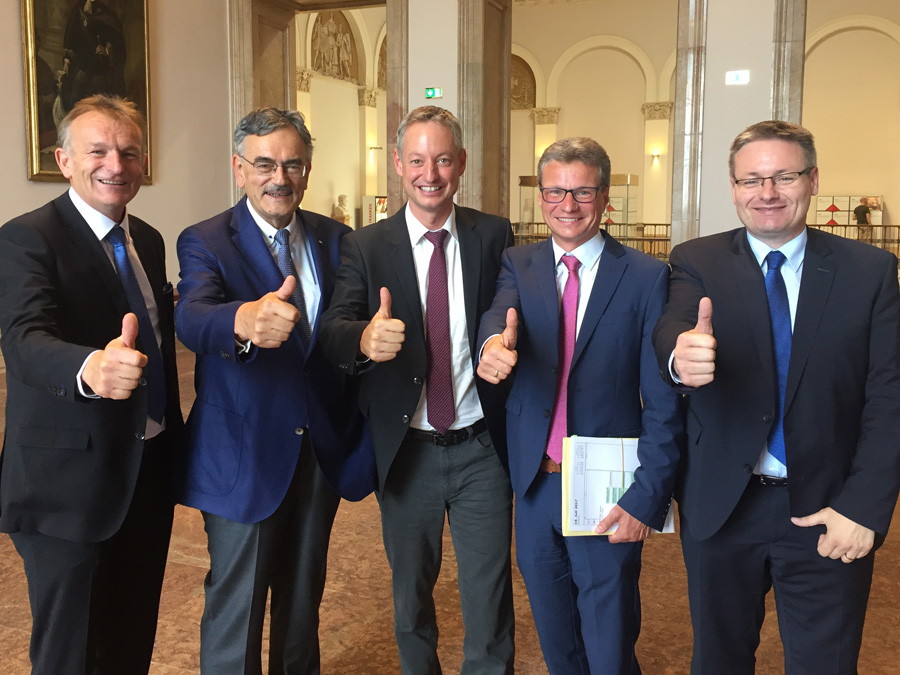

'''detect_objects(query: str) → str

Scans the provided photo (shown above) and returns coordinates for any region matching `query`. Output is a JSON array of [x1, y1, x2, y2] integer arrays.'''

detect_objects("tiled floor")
[[1, 345, 899, 673]]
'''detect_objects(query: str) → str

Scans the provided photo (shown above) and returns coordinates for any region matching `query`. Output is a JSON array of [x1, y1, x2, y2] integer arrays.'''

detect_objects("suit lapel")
[[387, 211, 425, 337], [785, 231, 835, 413], [54, 193, 129, 316], [527, 239, 561, 348], [731, 231, 776, 376], [230, 196, 284, 294], [456, 208, 481, 351], [297, 211, 330, 342], [572, 232, 627, 367]]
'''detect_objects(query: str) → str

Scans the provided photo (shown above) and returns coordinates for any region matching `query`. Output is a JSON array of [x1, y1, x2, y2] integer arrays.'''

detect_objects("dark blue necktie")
[[765, 250, 791, 465], [106, 225, 166, 423], [274, 228, 312, 342]]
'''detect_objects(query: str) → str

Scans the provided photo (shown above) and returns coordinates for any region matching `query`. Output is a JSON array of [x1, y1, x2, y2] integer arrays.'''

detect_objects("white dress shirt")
[[405, 204, 483, 432], [550, 231, 607, 336]]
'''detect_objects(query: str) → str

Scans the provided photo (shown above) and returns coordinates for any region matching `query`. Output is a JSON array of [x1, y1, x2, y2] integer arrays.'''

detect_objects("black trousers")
[[11, 435, 174, 675]]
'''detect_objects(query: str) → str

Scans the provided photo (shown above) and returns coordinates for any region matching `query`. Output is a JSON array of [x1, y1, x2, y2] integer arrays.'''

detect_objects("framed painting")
[[21, 0, 151, 182]]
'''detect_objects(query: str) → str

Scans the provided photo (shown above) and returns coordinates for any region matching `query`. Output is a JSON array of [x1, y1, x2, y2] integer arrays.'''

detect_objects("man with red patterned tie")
[[319, 106, 515, 675], [478, 137, 683, 674]]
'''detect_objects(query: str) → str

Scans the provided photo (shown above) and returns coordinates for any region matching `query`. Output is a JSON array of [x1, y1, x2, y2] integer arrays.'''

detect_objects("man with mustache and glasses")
[[174, 107, 375, 674], [0, 94, 182, 674], [654, 120, 900, 673], [319, 106, 515, 674]]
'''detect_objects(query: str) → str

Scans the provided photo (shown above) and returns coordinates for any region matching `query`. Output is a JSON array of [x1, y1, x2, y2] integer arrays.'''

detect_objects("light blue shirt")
[[746, 228, 807, 477]]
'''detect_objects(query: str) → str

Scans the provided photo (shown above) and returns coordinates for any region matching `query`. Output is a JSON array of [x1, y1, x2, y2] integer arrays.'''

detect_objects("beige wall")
[[2, 0, 233, 279]]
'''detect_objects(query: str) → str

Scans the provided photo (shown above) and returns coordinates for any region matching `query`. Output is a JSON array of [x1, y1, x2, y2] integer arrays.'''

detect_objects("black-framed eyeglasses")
[[238, 155, 308, 178], [732, 167, 813, 190], [539, 186, 603, 203]]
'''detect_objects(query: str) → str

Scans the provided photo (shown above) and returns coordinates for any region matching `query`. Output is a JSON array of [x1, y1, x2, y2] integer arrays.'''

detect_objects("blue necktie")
[[274, 228, 312, 342], [106, 225, 166, 424], [765, 250, 791, 465]]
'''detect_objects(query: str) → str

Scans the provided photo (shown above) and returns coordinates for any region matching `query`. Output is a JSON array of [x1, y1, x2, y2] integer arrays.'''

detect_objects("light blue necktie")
[[764, 250, 791, 465], [274, 228, 312, 342], [106, 225, 166, 423]]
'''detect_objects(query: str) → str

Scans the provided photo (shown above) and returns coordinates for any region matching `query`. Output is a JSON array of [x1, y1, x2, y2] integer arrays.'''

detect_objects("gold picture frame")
[[22, 0, 152, 183]]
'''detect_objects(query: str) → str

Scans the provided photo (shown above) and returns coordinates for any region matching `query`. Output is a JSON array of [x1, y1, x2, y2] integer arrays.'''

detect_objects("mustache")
[[263, 184, 293, 195]]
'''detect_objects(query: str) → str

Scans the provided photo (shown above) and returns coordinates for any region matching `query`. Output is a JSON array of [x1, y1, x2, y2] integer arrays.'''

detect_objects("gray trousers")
[[378, 426, 515, 675], [199, 443, 340, 675]]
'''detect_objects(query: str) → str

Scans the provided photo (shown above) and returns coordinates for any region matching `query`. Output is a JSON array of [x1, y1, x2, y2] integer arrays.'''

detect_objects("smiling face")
[[731, 139, 818, 248], [394, 121, 466, 230], [539, 160, 609, 252], [55, 110, 144, 222], [233, 127, 310, 229]]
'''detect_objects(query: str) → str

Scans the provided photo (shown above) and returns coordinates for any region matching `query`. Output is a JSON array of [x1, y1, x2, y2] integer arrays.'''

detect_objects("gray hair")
[[396, 106, 463, 156], [57, 95, 146, 153], [537, 137, 611, 189], [234, 108, 313, 158], [729, 120, 817, 178]]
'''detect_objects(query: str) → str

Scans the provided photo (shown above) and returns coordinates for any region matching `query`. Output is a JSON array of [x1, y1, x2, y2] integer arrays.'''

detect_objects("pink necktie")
[[545, 255, 581, 464], [424, 230, 455, 433]]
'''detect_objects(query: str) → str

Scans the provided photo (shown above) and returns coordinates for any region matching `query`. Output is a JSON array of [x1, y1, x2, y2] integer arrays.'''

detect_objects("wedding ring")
[[494, 369, 499, 378]]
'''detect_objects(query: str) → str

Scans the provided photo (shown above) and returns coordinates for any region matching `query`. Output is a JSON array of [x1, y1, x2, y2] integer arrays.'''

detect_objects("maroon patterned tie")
[[545, 255, 581, 463], [424, 230, 455, 433]]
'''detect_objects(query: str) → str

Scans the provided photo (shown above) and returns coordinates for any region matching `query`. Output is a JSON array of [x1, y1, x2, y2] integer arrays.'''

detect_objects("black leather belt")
[[755, 474, 788, 487], [407, 419, 487, 447]]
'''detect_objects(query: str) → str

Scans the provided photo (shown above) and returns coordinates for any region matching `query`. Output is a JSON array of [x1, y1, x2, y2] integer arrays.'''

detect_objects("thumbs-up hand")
[[360, 287, 406, 362], [234, 276, 302, 349], [672, 297, 717, 387], [81, 313, 149, 399], [477, 308, 519, 384]]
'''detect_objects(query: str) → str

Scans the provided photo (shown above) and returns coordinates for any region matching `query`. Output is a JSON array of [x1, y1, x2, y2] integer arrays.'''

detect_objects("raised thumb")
[[694, 297, 713, 335], [502, 307, 518, 350], [276, 275, 296, 301], [378, 287, 392, 319], [120, 312, 139, 349]]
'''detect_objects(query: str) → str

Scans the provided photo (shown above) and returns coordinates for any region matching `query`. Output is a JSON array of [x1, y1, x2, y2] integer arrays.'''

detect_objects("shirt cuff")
[[667, 350, 683, 385], [76, 350, 103, 398]]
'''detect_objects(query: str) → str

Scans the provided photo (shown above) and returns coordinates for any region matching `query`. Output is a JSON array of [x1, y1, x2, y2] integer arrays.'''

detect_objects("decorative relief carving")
[[358, 87, 378, 108], [297, 69, 313, 93], [641, 102, 674, 120], [510, 55, 536, 110], [533, 107, 560, 125], [311, 11, 358, 83]]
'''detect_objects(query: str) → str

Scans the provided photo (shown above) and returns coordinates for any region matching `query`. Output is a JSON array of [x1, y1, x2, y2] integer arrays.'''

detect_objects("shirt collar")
[[551, 230, 606, 270], [68, 186, 130, 242], [746, 227, 807, 272], [405, 203, 457, 247], [245, 199, 301, 245]]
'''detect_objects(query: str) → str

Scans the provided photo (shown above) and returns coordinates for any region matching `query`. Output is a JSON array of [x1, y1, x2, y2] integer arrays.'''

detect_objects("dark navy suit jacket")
[[478, 232, 683, 530], [175, 197, 375, 523]]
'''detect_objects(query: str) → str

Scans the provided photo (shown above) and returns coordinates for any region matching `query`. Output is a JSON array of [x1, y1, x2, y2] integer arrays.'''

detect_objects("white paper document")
[[561, 436, 674, 536]]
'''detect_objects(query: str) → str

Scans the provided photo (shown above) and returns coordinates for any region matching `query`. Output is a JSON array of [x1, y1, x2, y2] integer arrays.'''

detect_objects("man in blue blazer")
[[478, 138, 683, 674], [175, 108, 374, 675]]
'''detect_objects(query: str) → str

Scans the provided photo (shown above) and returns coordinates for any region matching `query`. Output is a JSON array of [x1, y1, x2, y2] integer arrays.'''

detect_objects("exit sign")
[[425, 87, 443, 99]]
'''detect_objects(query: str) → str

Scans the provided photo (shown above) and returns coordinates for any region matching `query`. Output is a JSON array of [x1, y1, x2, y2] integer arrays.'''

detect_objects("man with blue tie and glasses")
[[653, 120, 900, 674], [175, 107, 374, 675], [0, 94, 182, 674]]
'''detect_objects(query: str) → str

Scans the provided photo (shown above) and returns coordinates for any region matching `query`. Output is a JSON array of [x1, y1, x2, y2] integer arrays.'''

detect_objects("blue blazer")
[[175, 197, 375, 523], [478, 233, 683, 530]]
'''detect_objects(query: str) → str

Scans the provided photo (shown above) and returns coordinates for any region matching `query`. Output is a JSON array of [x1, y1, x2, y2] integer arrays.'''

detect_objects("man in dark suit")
[[653, 120, 900, 673], [477, 137, 683, 673], [0, 95, 181, 674], [175, 107, 375, 675], [319, 106, 515, 674]]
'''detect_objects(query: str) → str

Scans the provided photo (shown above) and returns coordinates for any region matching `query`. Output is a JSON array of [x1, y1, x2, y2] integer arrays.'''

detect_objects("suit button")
[[340, 363, 349, 370], [402, 414, 410, 424], [543, 409, 550, 418], [139, 377, 148, 386], [220, 351, 231, 361], [135, 432, 145, 441], [551, 366, 558, 374], [743, 464, 753, 473], [762, 414, 773, 423], [413, 377, 422, 385], [295, 427, 305, 435]]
